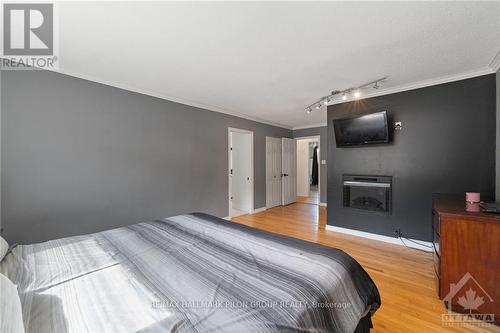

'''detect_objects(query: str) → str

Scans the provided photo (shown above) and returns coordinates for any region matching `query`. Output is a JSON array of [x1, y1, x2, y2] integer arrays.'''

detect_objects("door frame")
[[295, 135, 320, 203], [281, 137, 297, 206], [228, 127, 254, 218]]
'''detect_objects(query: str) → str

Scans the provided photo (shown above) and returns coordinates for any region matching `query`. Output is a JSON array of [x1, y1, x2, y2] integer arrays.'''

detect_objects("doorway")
[[296, 136, 320, 205], [228, 128, 254, 218]]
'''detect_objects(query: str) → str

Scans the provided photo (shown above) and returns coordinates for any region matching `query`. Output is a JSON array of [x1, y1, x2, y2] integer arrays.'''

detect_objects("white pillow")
[[0, 273, 25, 333], [0, 236, 8, 262]]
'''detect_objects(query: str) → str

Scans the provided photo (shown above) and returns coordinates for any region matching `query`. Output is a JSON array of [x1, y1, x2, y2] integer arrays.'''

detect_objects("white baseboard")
[[319, 202, 327, 207], [325, 225, 433, 252], [252, 207, 267, 214], [224, 207, 266, 220]]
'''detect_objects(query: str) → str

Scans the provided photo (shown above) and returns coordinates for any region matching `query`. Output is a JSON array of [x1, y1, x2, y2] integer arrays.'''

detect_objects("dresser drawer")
[[432, 195, 500, 319]]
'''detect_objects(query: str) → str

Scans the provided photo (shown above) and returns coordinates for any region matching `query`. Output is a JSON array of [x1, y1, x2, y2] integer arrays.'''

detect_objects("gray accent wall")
[[327, 74, 496, 241], [292, 126, 327, 203], [497, 69, 500, 201], [1, 70, 291, 244]]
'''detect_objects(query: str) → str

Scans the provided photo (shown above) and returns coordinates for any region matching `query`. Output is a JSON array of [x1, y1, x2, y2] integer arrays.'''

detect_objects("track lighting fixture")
[[305, 76, 387, 114]]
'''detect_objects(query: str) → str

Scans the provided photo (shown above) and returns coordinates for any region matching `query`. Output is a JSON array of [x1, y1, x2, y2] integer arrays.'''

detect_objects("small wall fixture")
[[305, 76, 388, 114]]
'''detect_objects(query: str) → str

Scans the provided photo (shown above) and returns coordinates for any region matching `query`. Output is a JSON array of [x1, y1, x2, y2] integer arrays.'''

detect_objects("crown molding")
[[47, 68, 293, 130], [327, 67, 495, 106], [489, 48, 500, 73], [292, 123, 327, 130], [43, 64, 495, 131]]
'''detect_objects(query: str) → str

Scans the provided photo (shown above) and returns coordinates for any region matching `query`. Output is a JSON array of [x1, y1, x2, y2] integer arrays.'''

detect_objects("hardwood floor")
[[232, 203, 499, 333], [296, 188, 319, 205]]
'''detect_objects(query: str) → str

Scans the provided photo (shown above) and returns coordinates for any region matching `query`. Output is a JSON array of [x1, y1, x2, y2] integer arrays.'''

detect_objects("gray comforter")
[[1, 213, 380, 333]]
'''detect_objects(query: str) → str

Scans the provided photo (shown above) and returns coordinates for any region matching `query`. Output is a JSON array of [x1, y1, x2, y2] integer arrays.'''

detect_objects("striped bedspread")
[[1, 213, 380, 333]]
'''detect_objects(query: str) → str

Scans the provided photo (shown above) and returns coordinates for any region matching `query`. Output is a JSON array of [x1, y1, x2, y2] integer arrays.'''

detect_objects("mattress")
[[0, 213, 380, 332]]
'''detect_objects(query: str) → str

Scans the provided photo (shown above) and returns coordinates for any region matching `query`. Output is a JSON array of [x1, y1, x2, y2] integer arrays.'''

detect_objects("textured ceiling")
[[56, 2, 500, 128]]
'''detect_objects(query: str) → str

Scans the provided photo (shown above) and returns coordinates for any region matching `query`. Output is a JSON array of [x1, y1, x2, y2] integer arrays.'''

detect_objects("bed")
[[0, 213, 380, 333]]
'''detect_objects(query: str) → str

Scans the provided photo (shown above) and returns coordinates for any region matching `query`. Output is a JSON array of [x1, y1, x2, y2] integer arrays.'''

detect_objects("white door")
[[282, 137, 297, 205], [229, 129, 253, 216], [266, 137, 282, 208]]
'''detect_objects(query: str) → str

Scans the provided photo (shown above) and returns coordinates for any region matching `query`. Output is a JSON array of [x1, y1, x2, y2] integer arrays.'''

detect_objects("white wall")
[[297, 140, 310, 197], [0, 69, 2, 233]]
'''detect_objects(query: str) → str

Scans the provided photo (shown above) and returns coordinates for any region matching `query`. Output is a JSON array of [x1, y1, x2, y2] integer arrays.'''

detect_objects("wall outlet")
[[392, 227, 401, 237], [321, 160, 326, 165]]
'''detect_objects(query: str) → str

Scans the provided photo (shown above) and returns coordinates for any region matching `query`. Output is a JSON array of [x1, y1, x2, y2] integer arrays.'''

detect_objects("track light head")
[[306, 76, 386, 110], [306, 107, 312, 114]]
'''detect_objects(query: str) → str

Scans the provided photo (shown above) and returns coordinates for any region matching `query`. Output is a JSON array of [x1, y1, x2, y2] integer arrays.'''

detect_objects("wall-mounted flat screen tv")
[[333, 111, 389, 147]]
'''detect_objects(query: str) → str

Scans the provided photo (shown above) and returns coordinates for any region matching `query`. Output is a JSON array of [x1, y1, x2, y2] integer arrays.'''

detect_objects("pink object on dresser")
[[465, 202, 481, 212], [465, 192, 480, 203]]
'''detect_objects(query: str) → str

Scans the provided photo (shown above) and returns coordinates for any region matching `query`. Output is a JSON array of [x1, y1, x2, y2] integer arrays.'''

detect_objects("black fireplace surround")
[[343, 175, 392, 214]]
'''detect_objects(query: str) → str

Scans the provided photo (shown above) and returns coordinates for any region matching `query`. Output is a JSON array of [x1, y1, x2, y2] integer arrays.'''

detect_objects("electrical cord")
[[398, 237, 433, 253], [394, 229, 433, 253], [397, 230, 433, 248], [401, 236, 433, 248]]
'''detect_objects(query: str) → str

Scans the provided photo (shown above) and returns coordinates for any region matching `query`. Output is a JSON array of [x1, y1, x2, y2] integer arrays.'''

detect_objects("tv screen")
[[333, 111, 389, 147]]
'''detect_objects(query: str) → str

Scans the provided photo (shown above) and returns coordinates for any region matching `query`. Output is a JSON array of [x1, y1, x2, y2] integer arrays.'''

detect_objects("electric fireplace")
[[343, 175, 392, 214]]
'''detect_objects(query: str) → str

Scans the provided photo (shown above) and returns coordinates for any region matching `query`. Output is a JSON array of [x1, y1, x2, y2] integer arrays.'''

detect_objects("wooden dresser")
[[432, 194, 499, 324]]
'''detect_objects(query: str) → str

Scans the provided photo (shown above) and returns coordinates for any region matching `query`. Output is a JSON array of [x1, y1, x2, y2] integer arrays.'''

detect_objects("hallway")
[[296, 186, 319, 205]]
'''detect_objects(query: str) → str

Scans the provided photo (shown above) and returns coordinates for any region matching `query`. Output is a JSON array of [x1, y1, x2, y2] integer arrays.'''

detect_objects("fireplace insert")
[[343, 175, 392, 214]]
